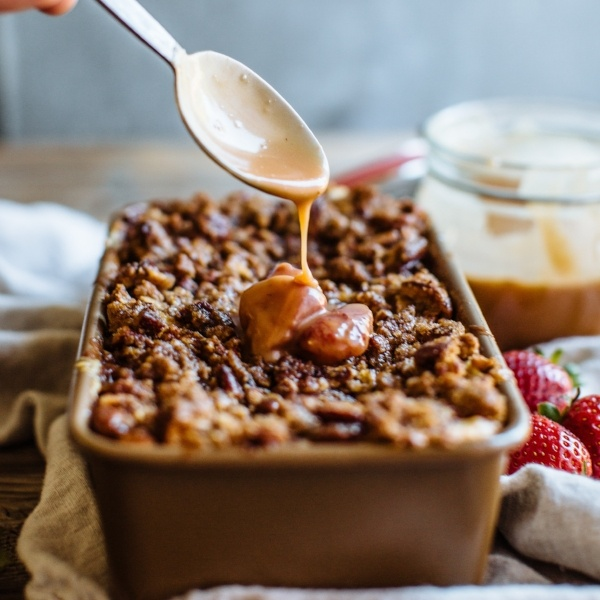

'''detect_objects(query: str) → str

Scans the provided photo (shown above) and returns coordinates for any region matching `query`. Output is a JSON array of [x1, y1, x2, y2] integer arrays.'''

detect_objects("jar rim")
[[422, 97, 600, 171], [421, 97, 600, 203]]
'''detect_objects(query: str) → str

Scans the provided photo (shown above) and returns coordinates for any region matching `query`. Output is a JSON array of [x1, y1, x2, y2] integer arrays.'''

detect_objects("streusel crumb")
[[88, 186, 507, 448]]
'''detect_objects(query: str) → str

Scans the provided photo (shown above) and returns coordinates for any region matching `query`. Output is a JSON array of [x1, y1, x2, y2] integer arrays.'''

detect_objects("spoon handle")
[[95, 0, 184, 67]]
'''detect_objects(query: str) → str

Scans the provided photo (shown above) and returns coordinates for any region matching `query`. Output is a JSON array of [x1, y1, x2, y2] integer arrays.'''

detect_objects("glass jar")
[[416, 98, 600, 350]]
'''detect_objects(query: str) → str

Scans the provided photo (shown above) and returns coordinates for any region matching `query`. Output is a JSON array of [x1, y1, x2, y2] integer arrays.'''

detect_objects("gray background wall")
[[1, 0, 599, 141]]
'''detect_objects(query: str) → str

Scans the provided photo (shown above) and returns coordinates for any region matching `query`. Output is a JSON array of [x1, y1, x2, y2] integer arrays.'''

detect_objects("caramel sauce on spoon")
[[175, 51, 329, 210]]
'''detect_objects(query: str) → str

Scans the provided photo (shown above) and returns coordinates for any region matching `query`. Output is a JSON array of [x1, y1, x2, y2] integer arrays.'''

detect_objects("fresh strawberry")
[[503, 348, 577, 415], [507, 413, 592, 476], [561, 394, 600, 479]]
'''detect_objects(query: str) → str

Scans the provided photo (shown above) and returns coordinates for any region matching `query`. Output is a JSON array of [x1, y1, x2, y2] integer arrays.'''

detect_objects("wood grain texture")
[[0, 444, 44, 599]]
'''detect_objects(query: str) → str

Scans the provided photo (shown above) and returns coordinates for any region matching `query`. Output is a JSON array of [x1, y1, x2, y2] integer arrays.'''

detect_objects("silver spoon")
[[95, 0, 330, 203]]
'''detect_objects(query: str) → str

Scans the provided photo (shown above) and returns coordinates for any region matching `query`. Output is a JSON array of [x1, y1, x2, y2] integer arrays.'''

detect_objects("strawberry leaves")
[[537, 401, 563, 423]]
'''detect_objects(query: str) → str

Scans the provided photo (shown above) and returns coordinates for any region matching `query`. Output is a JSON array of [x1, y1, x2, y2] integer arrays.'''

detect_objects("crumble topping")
[[88, 186, 508, 449]]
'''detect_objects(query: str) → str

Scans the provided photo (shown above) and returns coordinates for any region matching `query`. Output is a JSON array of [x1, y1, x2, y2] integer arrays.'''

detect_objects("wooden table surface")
[[0, 134, 411, 598]]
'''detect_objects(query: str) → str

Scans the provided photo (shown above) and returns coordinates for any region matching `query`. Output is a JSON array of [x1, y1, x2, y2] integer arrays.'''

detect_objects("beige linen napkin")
[[0, 199, 109, 598], [1, 199, 599, 599]]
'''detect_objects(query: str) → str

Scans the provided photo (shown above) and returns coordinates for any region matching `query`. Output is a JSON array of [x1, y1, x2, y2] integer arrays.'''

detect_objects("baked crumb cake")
[[87, 185, 508, 449]]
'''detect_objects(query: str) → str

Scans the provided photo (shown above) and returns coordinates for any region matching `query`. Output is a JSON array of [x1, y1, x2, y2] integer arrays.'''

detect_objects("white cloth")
[[1, 199, 599, 599]]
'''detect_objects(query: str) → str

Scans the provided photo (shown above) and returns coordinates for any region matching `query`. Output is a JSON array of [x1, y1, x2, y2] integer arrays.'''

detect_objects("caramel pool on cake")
[[87, 185, 508, 449]]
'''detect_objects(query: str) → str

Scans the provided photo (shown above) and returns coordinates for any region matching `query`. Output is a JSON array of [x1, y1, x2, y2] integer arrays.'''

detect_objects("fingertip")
[[39, 0, 77, 15]]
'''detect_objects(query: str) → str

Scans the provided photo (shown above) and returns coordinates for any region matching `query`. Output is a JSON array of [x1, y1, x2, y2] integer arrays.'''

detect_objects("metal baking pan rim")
[[70, 367, 527, 469]]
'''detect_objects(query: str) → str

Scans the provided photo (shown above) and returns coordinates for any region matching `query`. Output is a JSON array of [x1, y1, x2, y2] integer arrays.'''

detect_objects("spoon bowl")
[[174, 50, 329, 202]]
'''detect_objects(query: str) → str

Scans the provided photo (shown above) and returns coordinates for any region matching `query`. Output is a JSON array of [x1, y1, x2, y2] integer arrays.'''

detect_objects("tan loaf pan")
[[69, 201, 530, 600]]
